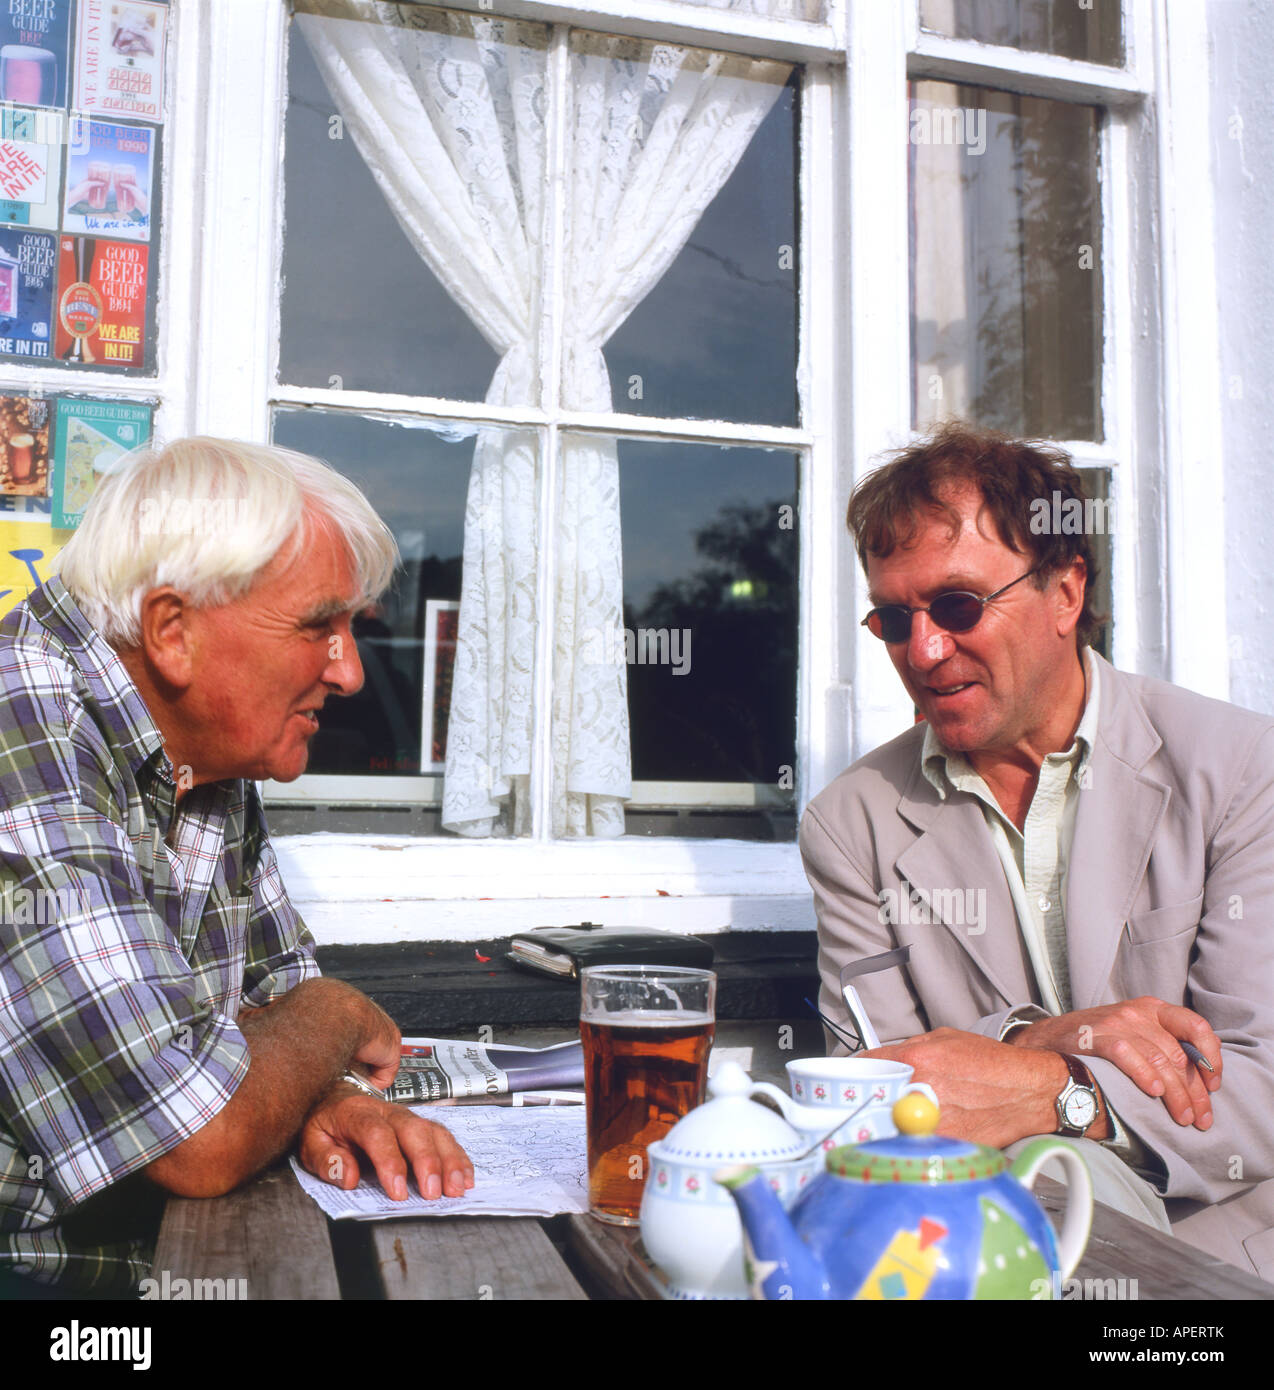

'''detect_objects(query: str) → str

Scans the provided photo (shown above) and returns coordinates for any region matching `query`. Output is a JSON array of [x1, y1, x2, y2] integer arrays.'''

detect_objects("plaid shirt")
[[0, 578, 319, 1294]]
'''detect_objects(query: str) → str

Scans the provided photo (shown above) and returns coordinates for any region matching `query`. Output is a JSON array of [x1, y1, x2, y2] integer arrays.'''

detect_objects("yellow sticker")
[[0, 518, 67, 621]]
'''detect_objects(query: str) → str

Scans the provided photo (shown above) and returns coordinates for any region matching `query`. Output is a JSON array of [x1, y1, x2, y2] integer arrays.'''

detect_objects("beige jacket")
[[801, 651, 1274, 1281]]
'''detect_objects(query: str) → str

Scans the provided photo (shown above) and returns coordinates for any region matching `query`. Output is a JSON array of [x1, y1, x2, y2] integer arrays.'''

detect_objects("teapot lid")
[[655, 1061, 808, 1163], [826, 1093, 1007, 1184]]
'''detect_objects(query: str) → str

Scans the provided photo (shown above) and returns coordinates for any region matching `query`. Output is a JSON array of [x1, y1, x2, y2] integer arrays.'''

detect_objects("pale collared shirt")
[[919, 648, 1152, 1171]]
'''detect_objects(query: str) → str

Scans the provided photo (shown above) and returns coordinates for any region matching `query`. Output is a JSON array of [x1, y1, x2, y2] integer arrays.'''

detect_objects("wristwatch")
[[1054, 1055, 1098, 1138], [341, 1070, 384, 1100]]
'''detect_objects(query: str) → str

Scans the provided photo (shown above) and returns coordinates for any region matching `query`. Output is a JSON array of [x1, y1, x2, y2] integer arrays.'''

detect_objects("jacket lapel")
[[895, 760, 1035, 1010], [1066, 655, 1170, 1009]]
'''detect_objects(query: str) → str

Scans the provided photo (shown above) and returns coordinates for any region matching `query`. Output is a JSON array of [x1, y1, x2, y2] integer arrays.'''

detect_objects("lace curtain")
[[295, 1, 790, 835]]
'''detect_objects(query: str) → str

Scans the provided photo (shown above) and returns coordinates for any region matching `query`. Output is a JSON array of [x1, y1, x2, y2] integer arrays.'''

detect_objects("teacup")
[[751, 1058, 939, 1151], [787, 1056, 936, 1113]]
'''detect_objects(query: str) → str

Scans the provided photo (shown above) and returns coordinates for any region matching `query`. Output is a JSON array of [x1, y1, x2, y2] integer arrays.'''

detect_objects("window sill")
[[273, 834, 813, 944]]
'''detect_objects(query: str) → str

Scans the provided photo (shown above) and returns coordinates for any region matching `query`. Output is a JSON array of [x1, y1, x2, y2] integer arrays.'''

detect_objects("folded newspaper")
[[387, 1036, 584, 1103]]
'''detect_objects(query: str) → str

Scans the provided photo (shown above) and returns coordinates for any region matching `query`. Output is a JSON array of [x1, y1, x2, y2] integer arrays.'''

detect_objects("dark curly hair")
[[847, 421, 1107, 646]]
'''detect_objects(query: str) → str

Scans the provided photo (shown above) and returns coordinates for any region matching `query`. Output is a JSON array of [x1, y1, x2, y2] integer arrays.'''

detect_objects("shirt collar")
[[22, 577, 176, 790], [922, 646, 1100, 799]]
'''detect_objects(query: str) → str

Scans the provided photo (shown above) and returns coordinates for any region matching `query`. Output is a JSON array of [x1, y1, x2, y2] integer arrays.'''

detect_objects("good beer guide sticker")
[[0, 229, 55, 357], [0, 0, 73, 112], [63, 119, 153, 242]]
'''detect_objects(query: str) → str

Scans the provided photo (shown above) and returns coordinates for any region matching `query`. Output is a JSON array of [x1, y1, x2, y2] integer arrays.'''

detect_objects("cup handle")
[[748, 1081, 801, 1122], [901, 1082, 939, 1107], [1009, 1140, 1093, 1281]]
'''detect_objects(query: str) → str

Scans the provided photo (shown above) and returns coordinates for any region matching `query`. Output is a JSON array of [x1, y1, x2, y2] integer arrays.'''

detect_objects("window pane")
[[677, 0, 825, 21], [562, 434, 798, 836], [910, 82, 1102, 440], [282, 5, 547, 403], [919, 0, 1123, 66], [565, 34, 798, 427], [272, 407, 479, 785]]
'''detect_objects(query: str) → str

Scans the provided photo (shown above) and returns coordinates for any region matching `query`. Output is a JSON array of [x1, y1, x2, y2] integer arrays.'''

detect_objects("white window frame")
[[184, 0, 1223, 945]]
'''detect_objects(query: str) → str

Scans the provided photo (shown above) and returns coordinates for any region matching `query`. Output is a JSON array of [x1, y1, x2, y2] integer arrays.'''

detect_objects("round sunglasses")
[[862, 566, 1042, 644]]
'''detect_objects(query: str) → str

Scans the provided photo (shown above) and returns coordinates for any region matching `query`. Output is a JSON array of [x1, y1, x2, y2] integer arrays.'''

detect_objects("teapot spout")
[[715, 1165, 829, 1300]]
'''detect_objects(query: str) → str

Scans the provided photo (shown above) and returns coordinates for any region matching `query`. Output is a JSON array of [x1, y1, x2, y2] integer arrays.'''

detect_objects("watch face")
[[1064, 1088, 1097, 1128]]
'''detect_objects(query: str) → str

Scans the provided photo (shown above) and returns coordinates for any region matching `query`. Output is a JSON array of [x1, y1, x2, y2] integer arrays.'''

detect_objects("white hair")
[[54, 435, 399, 646]]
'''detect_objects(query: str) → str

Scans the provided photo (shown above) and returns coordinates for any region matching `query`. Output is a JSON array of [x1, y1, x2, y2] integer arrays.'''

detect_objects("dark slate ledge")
[[317, 930, 820, 1034]]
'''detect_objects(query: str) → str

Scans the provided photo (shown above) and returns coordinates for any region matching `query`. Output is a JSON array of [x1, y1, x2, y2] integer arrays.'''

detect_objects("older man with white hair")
[[0, 437, 473, 1297]]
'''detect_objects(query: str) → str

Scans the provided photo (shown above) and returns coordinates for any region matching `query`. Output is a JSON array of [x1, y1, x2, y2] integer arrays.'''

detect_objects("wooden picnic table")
[[153, 1022, 1274, 1302]]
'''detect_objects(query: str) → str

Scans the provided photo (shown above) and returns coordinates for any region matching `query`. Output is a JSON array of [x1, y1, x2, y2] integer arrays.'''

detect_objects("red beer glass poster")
[[74, 0, 168, 122], [55, 236, 147, 367]]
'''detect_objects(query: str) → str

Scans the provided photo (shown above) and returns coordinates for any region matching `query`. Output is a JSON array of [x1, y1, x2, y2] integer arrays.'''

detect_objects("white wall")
[[1210, 0, 1274, 717]]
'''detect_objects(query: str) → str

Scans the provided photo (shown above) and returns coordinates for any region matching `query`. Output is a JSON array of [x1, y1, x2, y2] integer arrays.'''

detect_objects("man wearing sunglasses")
[[802, 421, 1274, 1281]]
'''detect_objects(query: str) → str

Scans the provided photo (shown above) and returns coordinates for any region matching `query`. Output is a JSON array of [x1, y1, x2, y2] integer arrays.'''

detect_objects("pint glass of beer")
[[580, 965, 715, 1225]]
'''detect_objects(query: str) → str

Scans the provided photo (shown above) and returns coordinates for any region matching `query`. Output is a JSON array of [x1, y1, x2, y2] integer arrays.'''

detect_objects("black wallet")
[[508, 922, 715, 979]]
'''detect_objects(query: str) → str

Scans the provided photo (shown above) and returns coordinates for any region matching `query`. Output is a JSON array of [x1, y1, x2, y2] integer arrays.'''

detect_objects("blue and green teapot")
[[717, 1094, 1092, 1300]]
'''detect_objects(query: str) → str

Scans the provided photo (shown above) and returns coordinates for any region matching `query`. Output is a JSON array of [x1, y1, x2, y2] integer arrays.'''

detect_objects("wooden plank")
[[564, 1214, 666, 1301], [154, 1165, 341, 1300], [1033, 1177, 1274, 1301], [368, 1217, 587, 1300]]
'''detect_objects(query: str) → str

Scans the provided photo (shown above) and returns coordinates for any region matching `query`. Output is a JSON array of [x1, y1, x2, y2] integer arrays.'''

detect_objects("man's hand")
[[1005, 997, 1221, 1131], [299, 1084, 475, 1201], [348, 996, 406, 1090], [867, 1027, 1082, 1148]]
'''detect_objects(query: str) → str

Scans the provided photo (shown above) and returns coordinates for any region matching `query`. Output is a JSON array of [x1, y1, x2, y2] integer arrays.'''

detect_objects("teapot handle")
[[1009, 1140, 1093, 1281]]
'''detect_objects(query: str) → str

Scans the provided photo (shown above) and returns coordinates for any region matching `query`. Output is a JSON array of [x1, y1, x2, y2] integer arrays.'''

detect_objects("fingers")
[[353, 1015, 405, 1089], [1154, 1001, 1223, 1090], [1096, 1004, 1215, 1129], [398, 1115, 476, 1200], [323, 1101, 475, 1201], [301, 1133, 362, 1190]]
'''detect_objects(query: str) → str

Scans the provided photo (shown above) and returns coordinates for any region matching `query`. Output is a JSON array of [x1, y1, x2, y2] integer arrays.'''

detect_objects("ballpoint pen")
[[1178, 1038, 1215, 1074]]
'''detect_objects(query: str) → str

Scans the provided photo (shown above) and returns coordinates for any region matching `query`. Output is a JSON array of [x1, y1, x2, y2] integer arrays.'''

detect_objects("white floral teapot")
[[639, 1061, 822, 1299]]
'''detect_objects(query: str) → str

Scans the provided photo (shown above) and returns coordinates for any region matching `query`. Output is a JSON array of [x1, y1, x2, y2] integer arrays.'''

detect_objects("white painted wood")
[[270, 384, 814, 448], [299, 893, 814, 943], [274, 832, 813, 941], [432, 0, 838, 62], [1153, 0, 1228, 699], [194, 0, 288, 440], [146, 0, 202, 437], [1102, 107, 1141, 678], [909, 32, 1148, 106], [265, 775, 792, 807], [844, 0, 915, 762], [798, 63, 847, 802]]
